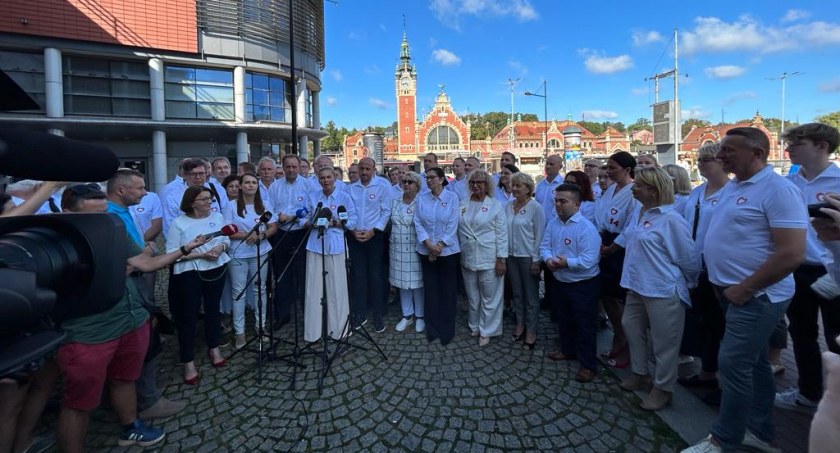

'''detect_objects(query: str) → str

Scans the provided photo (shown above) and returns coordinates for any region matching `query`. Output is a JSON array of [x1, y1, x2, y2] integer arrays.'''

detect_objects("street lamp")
[[524, 80, 548, 161]]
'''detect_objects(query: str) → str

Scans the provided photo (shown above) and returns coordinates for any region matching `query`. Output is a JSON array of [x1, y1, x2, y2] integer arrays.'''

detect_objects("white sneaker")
[[415, 318, 425, 333], [395, 317, 414, 332], [774, 387, 818, 414], [681, 435, 723, 453], [741, 431, 780, 453]]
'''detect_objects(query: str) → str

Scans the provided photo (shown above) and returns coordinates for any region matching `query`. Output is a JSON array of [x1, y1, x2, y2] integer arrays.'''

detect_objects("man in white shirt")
[[210, 157, 231, 185], [299, 158, 311, 179], [447, 157, 468, 201], [535, 155, 564, 225], [268, 154, 311, 328], [161, 158, 225, 235], [346, 157, 392, 331], [257, 157, 276, 204], [347, 163, 360, 184], [684, 127, 807, 453], [584, 159, 603, 199], [774, 123, 840, 413], [310, 156, 346, 194]]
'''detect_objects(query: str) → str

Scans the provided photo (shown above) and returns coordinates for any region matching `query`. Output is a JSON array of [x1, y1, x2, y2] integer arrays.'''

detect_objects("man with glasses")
[[447, 157, 468, 201], [584, 159, 604, 198], [161, 158, 223, 235]]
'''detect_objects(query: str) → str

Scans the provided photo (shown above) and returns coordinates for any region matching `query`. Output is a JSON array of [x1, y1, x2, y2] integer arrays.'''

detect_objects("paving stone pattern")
[[55, 272, 686, 452]]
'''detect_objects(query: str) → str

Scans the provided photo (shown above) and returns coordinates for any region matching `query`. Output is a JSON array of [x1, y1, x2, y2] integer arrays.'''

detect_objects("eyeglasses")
[[194, 196, 213, 202], [469, 180, 486, 185], [186, 171, 207, 178], [401, 180, 416, 185]]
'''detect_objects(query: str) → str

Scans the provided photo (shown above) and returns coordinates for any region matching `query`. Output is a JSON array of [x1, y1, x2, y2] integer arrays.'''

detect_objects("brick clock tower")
[[395, 32, 417, 156]]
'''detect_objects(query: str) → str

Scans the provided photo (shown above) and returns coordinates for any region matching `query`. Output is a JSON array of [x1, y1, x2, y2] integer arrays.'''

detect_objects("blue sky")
[[320, 1, 840, 130]]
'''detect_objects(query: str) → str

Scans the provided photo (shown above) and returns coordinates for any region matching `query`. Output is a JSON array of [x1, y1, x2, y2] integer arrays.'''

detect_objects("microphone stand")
[[328, 225, 387, 365], [228, 217, 304, 384]]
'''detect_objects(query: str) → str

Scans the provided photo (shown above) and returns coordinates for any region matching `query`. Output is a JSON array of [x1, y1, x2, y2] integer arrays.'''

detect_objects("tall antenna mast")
[[505, 78, 521, 152]]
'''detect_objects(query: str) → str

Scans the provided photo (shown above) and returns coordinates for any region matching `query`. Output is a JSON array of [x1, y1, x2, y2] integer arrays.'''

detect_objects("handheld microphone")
[[315, 207, 332, 238], [309, 201, 323, 221], [295, 206, 309, 219], [201, 224, 238, 240], [337, 205, 348, 226]]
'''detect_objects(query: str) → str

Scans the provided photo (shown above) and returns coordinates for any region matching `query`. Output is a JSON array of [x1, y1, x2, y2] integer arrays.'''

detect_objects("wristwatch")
[[497, 257, 506, 264]]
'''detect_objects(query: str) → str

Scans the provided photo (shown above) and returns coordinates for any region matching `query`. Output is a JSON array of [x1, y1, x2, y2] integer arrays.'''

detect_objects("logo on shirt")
[[209, 222, 216, 227], [441, 202, 448, 208], [369, 193, 376, 200], [711, 199, 719, 206], [817, 192, 826, 202], [643, 220, 652, 229], [736, 196, 748, 205], [136, 207, 145, 212], [297, 196, 304, 202], [481, 206, 488, 212], [564, 238, 572, 245], [406, 208, 413, 215], [211, 207, 219, 212], [610, 208, 618, 215], [330, 205, 337, 212], [519, 209, 526, 215]]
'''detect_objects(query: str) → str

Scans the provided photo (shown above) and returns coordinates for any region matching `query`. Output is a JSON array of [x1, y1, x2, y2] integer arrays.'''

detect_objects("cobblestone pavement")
[[63, 297, 687, 453]]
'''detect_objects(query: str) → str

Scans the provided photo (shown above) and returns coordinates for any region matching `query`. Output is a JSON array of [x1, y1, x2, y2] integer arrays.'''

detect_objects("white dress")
[[389, 198, 423, 289]]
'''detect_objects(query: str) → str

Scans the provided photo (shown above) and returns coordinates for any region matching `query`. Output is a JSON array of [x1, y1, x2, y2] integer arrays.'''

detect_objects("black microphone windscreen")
[[318, 207, 333, 219], [0, 129, 119, 181], [259, 211, 273, 223]]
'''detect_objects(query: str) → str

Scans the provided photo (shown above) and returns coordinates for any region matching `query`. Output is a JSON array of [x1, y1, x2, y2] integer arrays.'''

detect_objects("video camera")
[[0, 72, 124, 380]]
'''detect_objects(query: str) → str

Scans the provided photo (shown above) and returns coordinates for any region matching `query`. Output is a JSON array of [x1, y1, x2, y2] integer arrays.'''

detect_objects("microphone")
[[295, 206, 309, 219], [314, 207, 332, 238], [201, 224, 238, 241], [309, 201, 323, 221], [258, 211, 273, 224], [0, 129, 119, 181], [337, 205, 348, 226]]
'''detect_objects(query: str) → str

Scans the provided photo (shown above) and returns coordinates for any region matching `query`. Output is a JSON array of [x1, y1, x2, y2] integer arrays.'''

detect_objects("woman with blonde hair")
[[614, 167, 701, 410], [663, 164, 692, 213], [460, 170, 508, 347], [390, 171, 425, 332], [506, 172, 545, 348]]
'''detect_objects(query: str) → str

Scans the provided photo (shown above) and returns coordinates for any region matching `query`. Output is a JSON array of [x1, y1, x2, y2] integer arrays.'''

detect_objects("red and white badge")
[[610, 208, 618, 215], [519, 209, 526, 215], [369, 193, 376, 200], [817, 192, 826, 202], [136, 207, 145, 212], [564, 238, 572, 245], [736, 197, 748, 205], [209, 222, 216, 227], [407, 208, 413, 214], [297, 196, 304, 202], [441, 202, 448, 208], [481, 206, 488, 212], [643, 220, 652, 229]]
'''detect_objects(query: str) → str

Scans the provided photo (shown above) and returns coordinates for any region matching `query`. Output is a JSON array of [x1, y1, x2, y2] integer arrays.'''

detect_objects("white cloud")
[[682, 107, 711, 119], [704, 65, 746, 79], [429, 0, 538, 31], [582, 110, 619, 120], [632, 30, 664, 46], [723, 91, 757, 105], [508, 60, 528, 76], [579, 50, 633, 74], [369, 98, 390, 110], [431, 49, 462, 66], [682, 15, 840, 55], [330, 70, 343, 81], [781, 9, 809, 23], [819, 79, 840, 93], [325, 96, 338, 107]]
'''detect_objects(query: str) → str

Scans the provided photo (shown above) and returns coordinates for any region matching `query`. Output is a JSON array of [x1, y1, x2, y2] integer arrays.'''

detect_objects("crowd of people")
[[4, 122, 840, 452]]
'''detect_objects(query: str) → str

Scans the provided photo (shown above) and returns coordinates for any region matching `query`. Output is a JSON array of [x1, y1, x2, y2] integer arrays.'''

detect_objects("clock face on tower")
[[400, 78, 411, 89]]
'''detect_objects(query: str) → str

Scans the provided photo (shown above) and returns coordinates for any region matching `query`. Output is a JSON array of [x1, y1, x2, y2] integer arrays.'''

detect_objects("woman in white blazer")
[[459, 170, 509, 347]]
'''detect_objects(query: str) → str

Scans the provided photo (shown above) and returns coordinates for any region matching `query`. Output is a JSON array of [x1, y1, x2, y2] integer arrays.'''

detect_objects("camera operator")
[[49, 184, 206, 451]]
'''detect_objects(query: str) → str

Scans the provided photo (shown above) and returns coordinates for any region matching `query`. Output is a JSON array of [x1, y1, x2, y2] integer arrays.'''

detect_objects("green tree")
[[815, 111, 840, 130], [579, 121, 605, 135], [628, 117, 652, 132], [321, 120, 342, 151], [682, 118, 711, 137]]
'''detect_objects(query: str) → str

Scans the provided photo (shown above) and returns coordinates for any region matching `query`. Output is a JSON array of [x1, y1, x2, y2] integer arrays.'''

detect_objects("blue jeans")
[[711, 287, 790, 450]]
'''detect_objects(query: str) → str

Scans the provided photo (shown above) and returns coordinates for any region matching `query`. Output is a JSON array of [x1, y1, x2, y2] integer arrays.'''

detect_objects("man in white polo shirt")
[[775, 123, 840, 413], [683, 127, 807, 453]]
